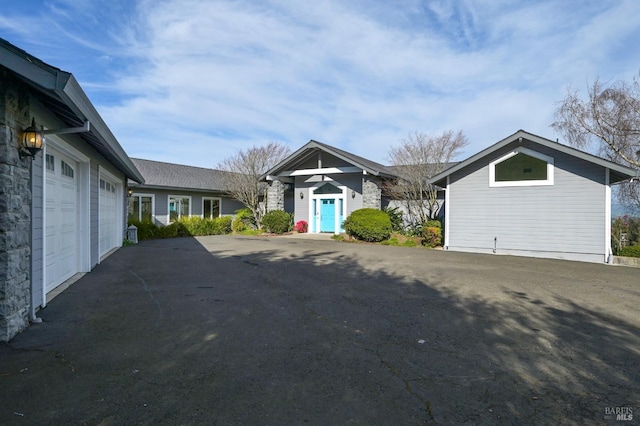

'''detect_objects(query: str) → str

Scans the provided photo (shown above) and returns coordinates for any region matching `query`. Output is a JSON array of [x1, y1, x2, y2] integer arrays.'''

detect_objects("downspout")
[[605, 168, 613, 264], [444, 176, 450, 249], [28, 155, 42, 323]]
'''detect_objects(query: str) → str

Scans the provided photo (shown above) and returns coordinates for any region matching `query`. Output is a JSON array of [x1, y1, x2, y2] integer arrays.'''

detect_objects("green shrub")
[[179, 217, 206, 236], [214, 216, 233, 234], [232, 218, 247, 233], [232, 208, 255, 233], [421, 226, 442, 248], [129, 216, 233, 241], [343, 208, 392, 242], [618, 245, 640, 258], [177, 216, 233, 236], [383, 207, 404, 233], [159, 222, 189, 238], [424, 219, 442, 229], [262, 210, 292, 234], [128, 220, 161, 241]]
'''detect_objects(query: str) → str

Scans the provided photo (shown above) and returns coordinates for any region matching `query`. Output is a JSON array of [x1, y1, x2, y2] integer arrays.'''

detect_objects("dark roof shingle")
[[129, 158, 234, 192]]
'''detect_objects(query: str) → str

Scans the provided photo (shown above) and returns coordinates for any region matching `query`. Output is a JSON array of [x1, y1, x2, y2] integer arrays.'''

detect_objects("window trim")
[[128, 193, 155, 222], [202, 197, 222, 219], [489, 147, 554, 187]]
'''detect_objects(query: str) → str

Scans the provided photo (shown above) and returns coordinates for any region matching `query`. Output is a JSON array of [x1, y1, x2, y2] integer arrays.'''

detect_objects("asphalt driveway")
[[1, 235, 638, 425]]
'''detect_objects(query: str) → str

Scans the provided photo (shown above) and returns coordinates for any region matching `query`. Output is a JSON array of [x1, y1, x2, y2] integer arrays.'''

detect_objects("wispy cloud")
[[1, 0, 639, 167]]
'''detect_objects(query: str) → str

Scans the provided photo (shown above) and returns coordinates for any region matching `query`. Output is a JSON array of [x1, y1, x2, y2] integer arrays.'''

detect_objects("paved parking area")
[[1, 235, 638, 424]]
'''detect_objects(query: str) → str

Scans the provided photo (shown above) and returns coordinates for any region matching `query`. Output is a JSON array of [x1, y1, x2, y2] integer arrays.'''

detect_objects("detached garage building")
[[0, 38, 144, 341], [430, 130, 638, 263]]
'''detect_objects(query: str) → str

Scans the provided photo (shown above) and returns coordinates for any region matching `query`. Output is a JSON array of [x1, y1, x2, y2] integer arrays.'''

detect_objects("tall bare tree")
[[385, 130, 469, 227], [217, 142, 291, 228], [552, 73, 640, 211]]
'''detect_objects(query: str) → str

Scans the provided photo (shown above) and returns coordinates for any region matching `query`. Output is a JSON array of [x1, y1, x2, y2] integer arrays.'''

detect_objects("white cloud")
[[3, 0, 640, 168]]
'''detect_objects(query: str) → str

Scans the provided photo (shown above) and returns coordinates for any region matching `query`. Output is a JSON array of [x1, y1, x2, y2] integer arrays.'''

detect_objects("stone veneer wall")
[[362, 177, 382, 209], [266, 180, 284, 212], [0, 73, 32, 342]]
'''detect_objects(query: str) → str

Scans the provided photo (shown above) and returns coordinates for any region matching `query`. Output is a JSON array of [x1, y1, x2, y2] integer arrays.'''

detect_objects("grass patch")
[[237, 229, 263, 236], [333, 232, 425, 248]]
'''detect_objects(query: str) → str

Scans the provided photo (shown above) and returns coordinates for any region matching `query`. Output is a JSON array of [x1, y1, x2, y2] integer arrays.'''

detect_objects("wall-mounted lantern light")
[[351, 190, 356, 199], [19, 118, 44, 159], [127, 188, 133, 197], [18, 117, 91, 160], [299, 191, 304, 199]]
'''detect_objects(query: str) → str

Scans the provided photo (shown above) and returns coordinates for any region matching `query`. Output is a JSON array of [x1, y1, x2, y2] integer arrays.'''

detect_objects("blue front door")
[[320, 199, 335, 232]]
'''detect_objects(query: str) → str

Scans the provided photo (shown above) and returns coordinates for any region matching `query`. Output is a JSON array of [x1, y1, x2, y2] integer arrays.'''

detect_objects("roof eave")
[[56, 75, 145, 183], [262, 140, 397, 180], [128, 183, 228, 193], [0, 38, 144, 184], [428, 130, 638, 185]]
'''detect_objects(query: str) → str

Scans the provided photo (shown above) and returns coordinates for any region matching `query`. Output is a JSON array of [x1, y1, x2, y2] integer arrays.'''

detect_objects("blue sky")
[[2, 0, 640, 168]]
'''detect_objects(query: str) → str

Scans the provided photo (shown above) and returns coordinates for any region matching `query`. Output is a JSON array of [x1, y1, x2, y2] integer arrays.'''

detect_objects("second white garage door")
[[99, 174, 120, 257]]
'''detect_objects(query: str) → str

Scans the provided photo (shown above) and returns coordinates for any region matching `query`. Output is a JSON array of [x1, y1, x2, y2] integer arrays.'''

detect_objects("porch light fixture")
[[299, 191, 304, 199], [127, 188, 133, 197], [20, 118, 44, 159], [351, 190, 356, 199]]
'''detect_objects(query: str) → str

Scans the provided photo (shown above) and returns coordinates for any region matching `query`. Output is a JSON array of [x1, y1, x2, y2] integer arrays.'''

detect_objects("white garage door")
[[99, 176, 119, 257], [45, 148, 78, 293]]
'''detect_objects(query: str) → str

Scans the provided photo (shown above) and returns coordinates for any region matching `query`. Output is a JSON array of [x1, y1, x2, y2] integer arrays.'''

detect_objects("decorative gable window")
[[489, 147, 554, 187]]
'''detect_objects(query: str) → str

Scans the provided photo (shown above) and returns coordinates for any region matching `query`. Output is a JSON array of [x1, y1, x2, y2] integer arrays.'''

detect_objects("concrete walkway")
[[1, 235, 638, 424]]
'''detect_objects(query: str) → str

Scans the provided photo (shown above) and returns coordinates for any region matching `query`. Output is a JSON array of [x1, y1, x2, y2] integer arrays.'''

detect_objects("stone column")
[[362, 178, 381, 209], [0, 76, 32, 342], [266, 179, 284, 212]]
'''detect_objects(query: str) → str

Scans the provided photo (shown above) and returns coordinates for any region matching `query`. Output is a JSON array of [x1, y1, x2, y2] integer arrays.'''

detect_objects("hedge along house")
[[430, 130, 638, 263], [0, 38, 144, 341], [127, 158, 245, 225], [263, 140, 397, 234]]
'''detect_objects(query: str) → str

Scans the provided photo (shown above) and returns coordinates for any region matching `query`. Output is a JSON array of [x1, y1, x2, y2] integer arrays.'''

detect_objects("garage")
[[0, 38, 146, 342], [99, 172, 121, 257], [45, 147, 79, 293]]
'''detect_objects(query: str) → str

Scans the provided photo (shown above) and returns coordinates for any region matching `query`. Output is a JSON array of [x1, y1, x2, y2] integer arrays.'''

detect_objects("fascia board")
[[0, 46, 61, 89], [260, 142, 317, 180], [129, 184, 228, 193]]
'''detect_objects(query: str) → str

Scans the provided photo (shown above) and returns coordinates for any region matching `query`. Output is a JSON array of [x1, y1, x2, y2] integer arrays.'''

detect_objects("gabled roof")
[[129, 158, 235, 192], [0, 37, 144, 183], [429, 129, 638, 186], [263, 140, 397, 179]]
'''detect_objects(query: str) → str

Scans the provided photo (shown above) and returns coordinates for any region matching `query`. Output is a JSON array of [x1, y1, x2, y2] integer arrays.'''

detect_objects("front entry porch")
[[309, 183, 345, 234]]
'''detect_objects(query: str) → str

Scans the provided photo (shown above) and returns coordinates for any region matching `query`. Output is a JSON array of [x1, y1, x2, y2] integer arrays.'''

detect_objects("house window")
[[203, 198, 221, 219], [489, 148, 554, 187], [128, 194, 154, 222], [169, 196, 190, 222]]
